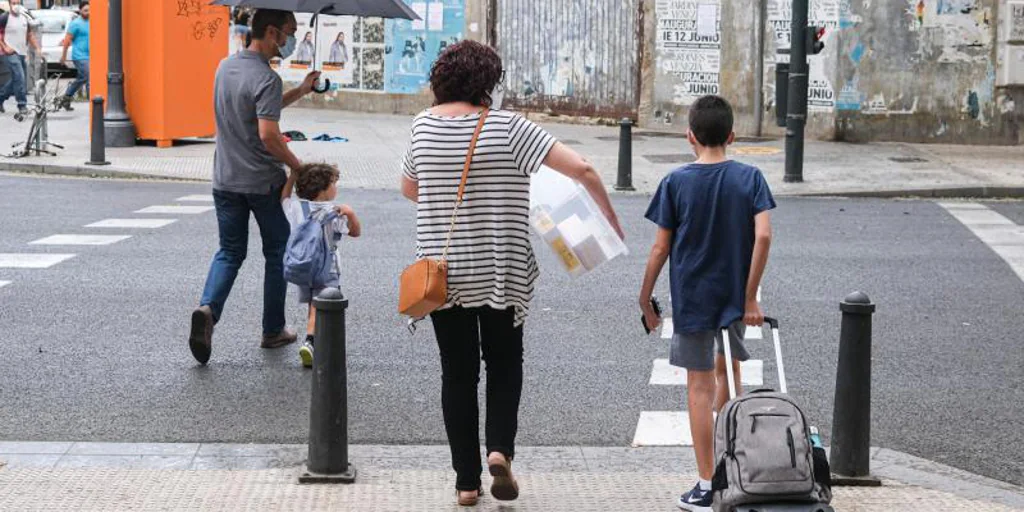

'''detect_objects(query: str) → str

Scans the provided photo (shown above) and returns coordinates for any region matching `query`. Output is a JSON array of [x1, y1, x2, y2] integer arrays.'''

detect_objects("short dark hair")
[[429, 40, 503, 107], [79, 0, 89, 9], [296, 163, 340, 200], [251, 9, 293, 40], [688, 95, 734, 147]]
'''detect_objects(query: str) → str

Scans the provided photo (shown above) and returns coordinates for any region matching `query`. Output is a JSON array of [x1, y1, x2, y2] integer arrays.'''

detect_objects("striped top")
[[402, 109, 557, 326]]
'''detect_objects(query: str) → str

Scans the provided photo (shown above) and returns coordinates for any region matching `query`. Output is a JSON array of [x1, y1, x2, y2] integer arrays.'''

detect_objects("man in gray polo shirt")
[[189, 8, 321, 365]]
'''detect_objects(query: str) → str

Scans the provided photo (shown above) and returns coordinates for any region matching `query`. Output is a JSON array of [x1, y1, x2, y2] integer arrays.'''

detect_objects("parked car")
[[29, 8, 78, 74]]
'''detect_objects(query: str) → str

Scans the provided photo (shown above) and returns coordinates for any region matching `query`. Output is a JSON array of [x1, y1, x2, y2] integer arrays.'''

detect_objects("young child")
[[638, 95, 775, 511], [292, 163, 362, 368]]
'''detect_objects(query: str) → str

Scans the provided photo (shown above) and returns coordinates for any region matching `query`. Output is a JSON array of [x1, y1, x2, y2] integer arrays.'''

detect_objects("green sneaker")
[[299, 338, 314, 368]]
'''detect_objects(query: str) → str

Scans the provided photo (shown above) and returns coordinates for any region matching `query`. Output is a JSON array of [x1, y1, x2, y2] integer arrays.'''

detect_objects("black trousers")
[[430, 305, 524, 491]]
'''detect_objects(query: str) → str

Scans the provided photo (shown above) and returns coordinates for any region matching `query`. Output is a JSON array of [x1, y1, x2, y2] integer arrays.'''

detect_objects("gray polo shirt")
[[213, 50, 285, 194]]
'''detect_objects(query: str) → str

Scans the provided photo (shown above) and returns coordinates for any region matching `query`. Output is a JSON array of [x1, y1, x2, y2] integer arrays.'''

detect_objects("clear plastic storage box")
[[529, 166, 628, 276]]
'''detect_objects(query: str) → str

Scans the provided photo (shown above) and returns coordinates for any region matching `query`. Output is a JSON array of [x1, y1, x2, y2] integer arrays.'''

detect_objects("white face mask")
[[489, 82, 505, 110]]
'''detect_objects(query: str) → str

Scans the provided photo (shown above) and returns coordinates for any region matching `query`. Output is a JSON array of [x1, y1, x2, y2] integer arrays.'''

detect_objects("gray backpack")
[[712, 319, 832, 512]]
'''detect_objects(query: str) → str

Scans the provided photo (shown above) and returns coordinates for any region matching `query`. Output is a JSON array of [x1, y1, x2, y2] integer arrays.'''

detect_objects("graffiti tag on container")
[[193, 18, 223, 41], [177, 0, 203, 18]]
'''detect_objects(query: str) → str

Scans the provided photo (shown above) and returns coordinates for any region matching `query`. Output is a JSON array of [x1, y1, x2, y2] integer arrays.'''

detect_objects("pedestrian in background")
[[400, 40, 624, 506], [0, 0, 37, 116], [637, 95, 775, 511], [188, 8, 321, 365], [58, 0, 89, 111]]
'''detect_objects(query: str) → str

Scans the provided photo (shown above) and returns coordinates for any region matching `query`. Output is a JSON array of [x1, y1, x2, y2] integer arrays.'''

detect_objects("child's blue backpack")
[[284, 203, 339, 289]]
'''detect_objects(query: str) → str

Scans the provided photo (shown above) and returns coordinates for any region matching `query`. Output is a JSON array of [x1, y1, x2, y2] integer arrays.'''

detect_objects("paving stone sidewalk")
[[1, 107, 1022, 197], [1, 442, 1022, 511]]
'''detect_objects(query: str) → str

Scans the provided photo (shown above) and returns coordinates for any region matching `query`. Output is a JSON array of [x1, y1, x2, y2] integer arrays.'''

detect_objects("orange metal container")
[[91, 0, 229, 147]]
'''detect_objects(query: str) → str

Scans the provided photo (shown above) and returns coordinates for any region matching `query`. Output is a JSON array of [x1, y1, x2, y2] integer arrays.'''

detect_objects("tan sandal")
[[456, 489, 481, 506], [487, 452, 519, 501]]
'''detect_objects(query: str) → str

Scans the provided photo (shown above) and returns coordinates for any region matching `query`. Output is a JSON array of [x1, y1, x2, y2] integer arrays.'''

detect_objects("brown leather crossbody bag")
[[398, 109, 489, 318]]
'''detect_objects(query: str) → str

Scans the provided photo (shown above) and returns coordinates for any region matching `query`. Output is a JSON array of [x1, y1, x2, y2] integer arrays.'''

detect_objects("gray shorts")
[[298, 277, 341, 304], [670, 321, 750, 371]]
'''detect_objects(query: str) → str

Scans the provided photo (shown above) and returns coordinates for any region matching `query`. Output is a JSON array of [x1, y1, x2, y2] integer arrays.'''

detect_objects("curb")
[[4, 161, 1023, 199], [793, 186, 1024, 199], [0, 161, 201, 183]]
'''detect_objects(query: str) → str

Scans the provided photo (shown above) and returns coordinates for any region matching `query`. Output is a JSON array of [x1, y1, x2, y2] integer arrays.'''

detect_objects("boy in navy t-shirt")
[[638, 95, 775, 511]]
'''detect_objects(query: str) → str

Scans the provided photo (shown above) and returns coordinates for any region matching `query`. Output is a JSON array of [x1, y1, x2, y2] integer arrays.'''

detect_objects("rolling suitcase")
[[712, 318, 834, 512]]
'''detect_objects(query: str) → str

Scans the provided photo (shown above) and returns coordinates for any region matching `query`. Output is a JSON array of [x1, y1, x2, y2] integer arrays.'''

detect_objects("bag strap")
[[440, 109, 489, 262]]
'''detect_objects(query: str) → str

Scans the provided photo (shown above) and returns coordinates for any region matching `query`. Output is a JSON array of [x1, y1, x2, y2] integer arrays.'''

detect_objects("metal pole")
[[614, 118, 635, 191], [830, 291, 881, 486], [783, 0, 808, 183], [104, 0, 136, 147], [87, 96, 110, 166], [299, 288, 356, 484]]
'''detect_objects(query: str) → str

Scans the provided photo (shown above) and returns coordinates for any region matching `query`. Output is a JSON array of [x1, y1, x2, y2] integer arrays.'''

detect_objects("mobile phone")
[[641, 297, 662, 335]]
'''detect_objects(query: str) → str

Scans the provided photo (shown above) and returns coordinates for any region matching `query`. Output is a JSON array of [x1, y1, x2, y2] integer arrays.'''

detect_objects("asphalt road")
[[0, 173, 1022, 487]]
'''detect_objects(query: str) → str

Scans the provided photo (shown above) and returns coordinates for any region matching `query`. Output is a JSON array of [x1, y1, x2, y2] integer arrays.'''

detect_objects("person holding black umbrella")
[[188, 9, 321, 365]]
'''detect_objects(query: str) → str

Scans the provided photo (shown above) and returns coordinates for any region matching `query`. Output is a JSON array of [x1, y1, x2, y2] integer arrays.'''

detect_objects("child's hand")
[[743, 299, 764, 327], [335, 204, 354, 218]]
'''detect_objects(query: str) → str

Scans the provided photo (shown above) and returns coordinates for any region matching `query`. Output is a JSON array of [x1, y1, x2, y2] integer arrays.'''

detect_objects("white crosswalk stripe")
[[633, 411, 694, 446], [135, 205, 214, 215], [175, 195, 214, 202], [649, 358, 764, 386], [0, 253, 76, 268], [30, 235, 131, 246], [0, 281, 10, 288], [86, 219, 178, 229], [940, 202, 1024, 281]]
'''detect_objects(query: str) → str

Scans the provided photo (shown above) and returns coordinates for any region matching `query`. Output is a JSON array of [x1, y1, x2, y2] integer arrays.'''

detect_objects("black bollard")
[[86, 96, 110, 166], [614, 118, 635, 191], [299, 288, 357, 484], [830, 291, 881, 486]]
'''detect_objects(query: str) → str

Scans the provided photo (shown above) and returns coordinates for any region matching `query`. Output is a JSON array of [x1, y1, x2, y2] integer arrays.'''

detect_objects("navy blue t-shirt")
[[645, 161, 776, 334]]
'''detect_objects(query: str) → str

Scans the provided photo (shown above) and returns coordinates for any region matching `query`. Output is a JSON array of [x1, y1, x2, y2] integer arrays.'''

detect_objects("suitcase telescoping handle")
[[723, 317, 786, 401]]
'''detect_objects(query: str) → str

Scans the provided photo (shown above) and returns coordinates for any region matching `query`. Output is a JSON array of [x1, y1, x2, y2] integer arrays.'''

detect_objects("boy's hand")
[[743, 299, 764, 327], [335, 204, 354, 218], [640, 297, 661, 334]]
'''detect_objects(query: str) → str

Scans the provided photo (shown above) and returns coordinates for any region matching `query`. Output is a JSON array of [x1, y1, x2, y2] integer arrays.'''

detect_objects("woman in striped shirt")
[[400, 40, 624, 506]]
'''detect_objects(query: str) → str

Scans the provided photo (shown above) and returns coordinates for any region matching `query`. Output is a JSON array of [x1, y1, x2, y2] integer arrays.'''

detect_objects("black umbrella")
[[210, 0, 418, 19], [211, 0, 419, 92]]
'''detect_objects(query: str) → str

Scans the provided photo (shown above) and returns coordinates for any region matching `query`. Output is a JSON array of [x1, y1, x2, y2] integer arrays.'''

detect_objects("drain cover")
[[889, 156, 928, 163], [643, 154, 696, 164]]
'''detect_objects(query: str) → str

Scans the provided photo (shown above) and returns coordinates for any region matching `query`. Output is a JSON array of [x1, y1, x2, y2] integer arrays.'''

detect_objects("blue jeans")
[[200, 187, 290, 336], [0, 54, 28, 108], [65, 59, 89, 98]]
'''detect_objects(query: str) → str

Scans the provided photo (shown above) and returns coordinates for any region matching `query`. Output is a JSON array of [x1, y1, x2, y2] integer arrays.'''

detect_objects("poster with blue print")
[[384, 0, 464, 94]]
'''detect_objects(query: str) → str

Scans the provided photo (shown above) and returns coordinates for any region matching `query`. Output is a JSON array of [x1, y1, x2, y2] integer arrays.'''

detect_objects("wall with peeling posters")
[[833, 0, 1020, 143], [641, 0, 1022, 144]]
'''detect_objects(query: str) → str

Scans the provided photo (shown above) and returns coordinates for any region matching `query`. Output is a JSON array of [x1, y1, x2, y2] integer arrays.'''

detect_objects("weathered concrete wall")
[[642, 0, 1020, 144], [834, 0, 1019, 144]]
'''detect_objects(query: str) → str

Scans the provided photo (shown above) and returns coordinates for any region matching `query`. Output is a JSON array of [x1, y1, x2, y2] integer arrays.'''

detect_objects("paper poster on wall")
[[656, 0, 722, 105], [271, 13, 315, 81], [317, 16, 357, 87], [767, 0, 838, 111], [384, 0, 464, 94]]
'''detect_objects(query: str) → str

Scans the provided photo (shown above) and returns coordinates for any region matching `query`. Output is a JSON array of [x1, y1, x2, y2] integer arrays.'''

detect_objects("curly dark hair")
[[429, 40, 503, 107], [295, 163, 340, 200]]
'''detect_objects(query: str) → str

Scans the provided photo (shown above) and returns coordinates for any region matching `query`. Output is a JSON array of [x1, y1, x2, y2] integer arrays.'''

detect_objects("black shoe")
[[189, 306, 214, 364], [61, 96, 74, 111]]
